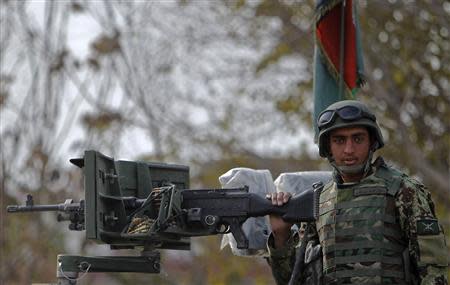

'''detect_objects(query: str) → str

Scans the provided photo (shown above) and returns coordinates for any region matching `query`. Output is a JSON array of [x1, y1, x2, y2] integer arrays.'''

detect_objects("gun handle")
[[227, 218, 249, 249], [248, 189, 316, 222]]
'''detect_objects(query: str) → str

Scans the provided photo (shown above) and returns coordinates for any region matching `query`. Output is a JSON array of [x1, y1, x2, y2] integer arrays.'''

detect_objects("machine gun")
[[7, 150, 321, 284]]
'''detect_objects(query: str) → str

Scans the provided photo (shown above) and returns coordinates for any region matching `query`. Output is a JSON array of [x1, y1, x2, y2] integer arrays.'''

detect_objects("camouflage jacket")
[[267, 158, 448, 285]]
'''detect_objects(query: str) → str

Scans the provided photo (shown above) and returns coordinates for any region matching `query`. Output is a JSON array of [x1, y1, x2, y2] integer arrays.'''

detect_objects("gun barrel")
[[7, 204, 64, 212], [7, 200, 82, 213]]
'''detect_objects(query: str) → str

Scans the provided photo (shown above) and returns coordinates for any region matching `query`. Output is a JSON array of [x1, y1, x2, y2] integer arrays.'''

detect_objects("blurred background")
[[0, 0, 448, 284]]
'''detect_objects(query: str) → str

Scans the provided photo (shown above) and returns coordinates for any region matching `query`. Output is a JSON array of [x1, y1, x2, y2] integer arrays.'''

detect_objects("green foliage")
[[90, 33, 121, 55], [0, 74, 13, 107], [257, 42, 292, 72], [81, 112, 123, 131], [276, 94, 302, 113], [4, 212, 66, 284], [71, 2, 84, 13]]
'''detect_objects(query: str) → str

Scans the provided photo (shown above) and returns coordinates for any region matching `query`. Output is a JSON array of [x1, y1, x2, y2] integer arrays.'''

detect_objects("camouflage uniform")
[[267, 157, 448, 285], [268, 100, 448, 284]]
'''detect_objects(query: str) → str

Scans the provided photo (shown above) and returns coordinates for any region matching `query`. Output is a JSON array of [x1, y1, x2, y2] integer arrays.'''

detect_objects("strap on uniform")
[[322, 226, 402, 240], [323, 240, 405, 254], [374, 165, 404, 196], [318, 213, 396, 229], [336, 254, 402, 265], [326, 268, 404, 279], [319, 198, 387, 215]]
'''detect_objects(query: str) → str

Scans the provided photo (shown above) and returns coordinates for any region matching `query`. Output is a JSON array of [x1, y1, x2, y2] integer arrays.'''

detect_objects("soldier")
[[267, 100, 448, 285]]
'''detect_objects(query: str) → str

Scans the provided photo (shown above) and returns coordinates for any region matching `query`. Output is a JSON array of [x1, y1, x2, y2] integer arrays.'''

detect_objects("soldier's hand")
[[266, 191, 291, 206], [267, 192, 294, 248]]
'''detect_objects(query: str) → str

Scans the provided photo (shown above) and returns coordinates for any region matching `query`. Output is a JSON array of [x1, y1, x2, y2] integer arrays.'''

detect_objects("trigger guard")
[[216, 224, 230, 234]]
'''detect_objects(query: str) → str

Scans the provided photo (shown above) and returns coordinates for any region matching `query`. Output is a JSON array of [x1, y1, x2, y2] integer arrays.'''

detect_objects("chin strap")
[[328, 142, 379, 180]]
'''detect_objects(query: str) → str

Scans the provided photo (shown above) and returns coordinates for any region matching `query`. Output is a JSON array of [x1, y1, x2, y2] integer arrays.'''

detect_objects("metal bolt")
[[204, 215, 216, 226]]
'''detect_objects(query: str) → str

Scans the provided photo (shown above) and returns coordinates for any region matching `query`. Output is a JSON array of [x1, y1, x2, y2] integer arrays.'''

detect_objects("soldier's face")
[[329, 126, 370, 168]]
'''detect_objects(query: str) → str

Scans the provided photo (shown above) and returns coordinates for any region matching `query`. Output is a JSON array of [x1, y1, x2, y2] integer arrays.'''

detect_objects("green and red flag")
[[313, 0, 365, 140]]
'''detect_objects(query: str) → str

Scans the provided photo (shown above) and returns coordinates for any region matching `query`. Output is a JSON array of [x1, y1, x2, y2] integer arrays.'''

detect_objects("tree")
[[1, 0, 448, 284], [1, 1, 300, 284]]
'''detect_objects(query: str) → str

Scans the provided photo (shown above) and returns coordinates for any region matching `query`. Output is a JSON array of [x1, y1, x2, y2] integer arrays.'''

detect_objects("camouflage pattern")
[[317, 159, 408, 284], [267, 223, 323, 285], [267, 157, 448, 285], [395, 167, 448, 284], [267, 230, 300, 284]]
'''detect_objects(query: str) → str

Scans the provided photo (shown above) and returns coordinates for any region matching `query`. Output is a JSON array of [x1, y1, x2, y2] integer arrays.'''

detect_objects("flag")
[[313, 0, 365, 140]]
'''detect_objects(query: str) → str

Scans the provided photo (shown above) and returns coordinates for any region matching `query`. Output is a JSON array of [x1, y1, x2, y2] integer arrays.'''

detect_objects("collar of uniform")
[[333, 156, 387, 187], [333, 165, 375, 188], [372, 156, 386, 168]]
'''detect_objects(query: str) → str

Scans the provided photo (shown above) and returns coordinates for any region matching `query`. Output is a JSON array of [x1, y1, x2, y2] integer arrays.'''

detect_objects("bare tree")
[[1, 1, 304, 284]]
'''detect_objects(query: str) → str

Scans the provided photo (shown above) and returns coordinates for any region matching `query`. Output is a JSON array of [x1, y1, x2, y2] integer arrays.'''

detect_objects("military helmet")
[[317, 100, 384, 157]]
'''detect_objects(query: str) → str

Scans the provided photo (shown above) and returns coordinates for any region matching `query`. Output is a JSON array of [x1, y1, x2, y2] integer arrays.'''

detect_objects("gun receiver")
[[178, 186, 317, 248]]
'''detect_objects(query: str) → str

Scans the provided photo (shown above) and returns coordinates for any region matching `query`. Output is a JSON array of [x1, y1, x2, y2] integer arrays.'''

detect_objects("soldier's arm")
[[396, 178, 448, 285], [266, 229, 300, 285], [266, 191, 297, 284]]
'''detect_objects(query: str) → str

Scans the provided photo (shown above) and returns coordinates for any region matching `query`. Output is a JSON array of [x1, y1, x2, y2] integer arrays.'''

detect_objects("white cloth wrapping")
[[274, 171, 332, 194], [219, 168, 332, 257], [219, 168, 275, 257]]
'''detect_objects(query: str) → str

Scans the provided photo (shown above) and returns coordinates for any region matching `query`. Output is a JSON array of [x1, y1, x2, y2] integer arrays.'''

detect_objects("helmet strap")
[[328, 142, 378, 181]]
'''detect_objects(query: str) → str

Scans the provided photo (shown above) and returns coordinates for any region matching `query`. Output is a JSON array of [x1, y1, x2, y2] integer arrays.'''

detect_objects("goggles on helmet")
[[318, 105, 376, 129]]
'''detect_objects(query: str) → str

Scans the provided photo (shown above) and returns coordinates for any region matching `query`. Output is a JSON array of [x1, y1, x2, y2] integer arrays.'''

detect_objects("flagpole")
[[339, 0, 346, 100]]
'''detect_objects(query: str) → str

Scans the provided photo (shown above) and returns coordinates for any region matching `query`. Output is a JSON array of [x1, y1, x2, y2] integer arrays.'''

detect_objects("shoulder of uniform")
[[401, 174, 426, 190], [382, 165, 430, 204], [396, 177, 437, 218], [373, 157, 409, 196], [383, 163, 427, 192], [373, 157, 403, 177], [321, 180, 335, 193], [397, 175, 430, 201]]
